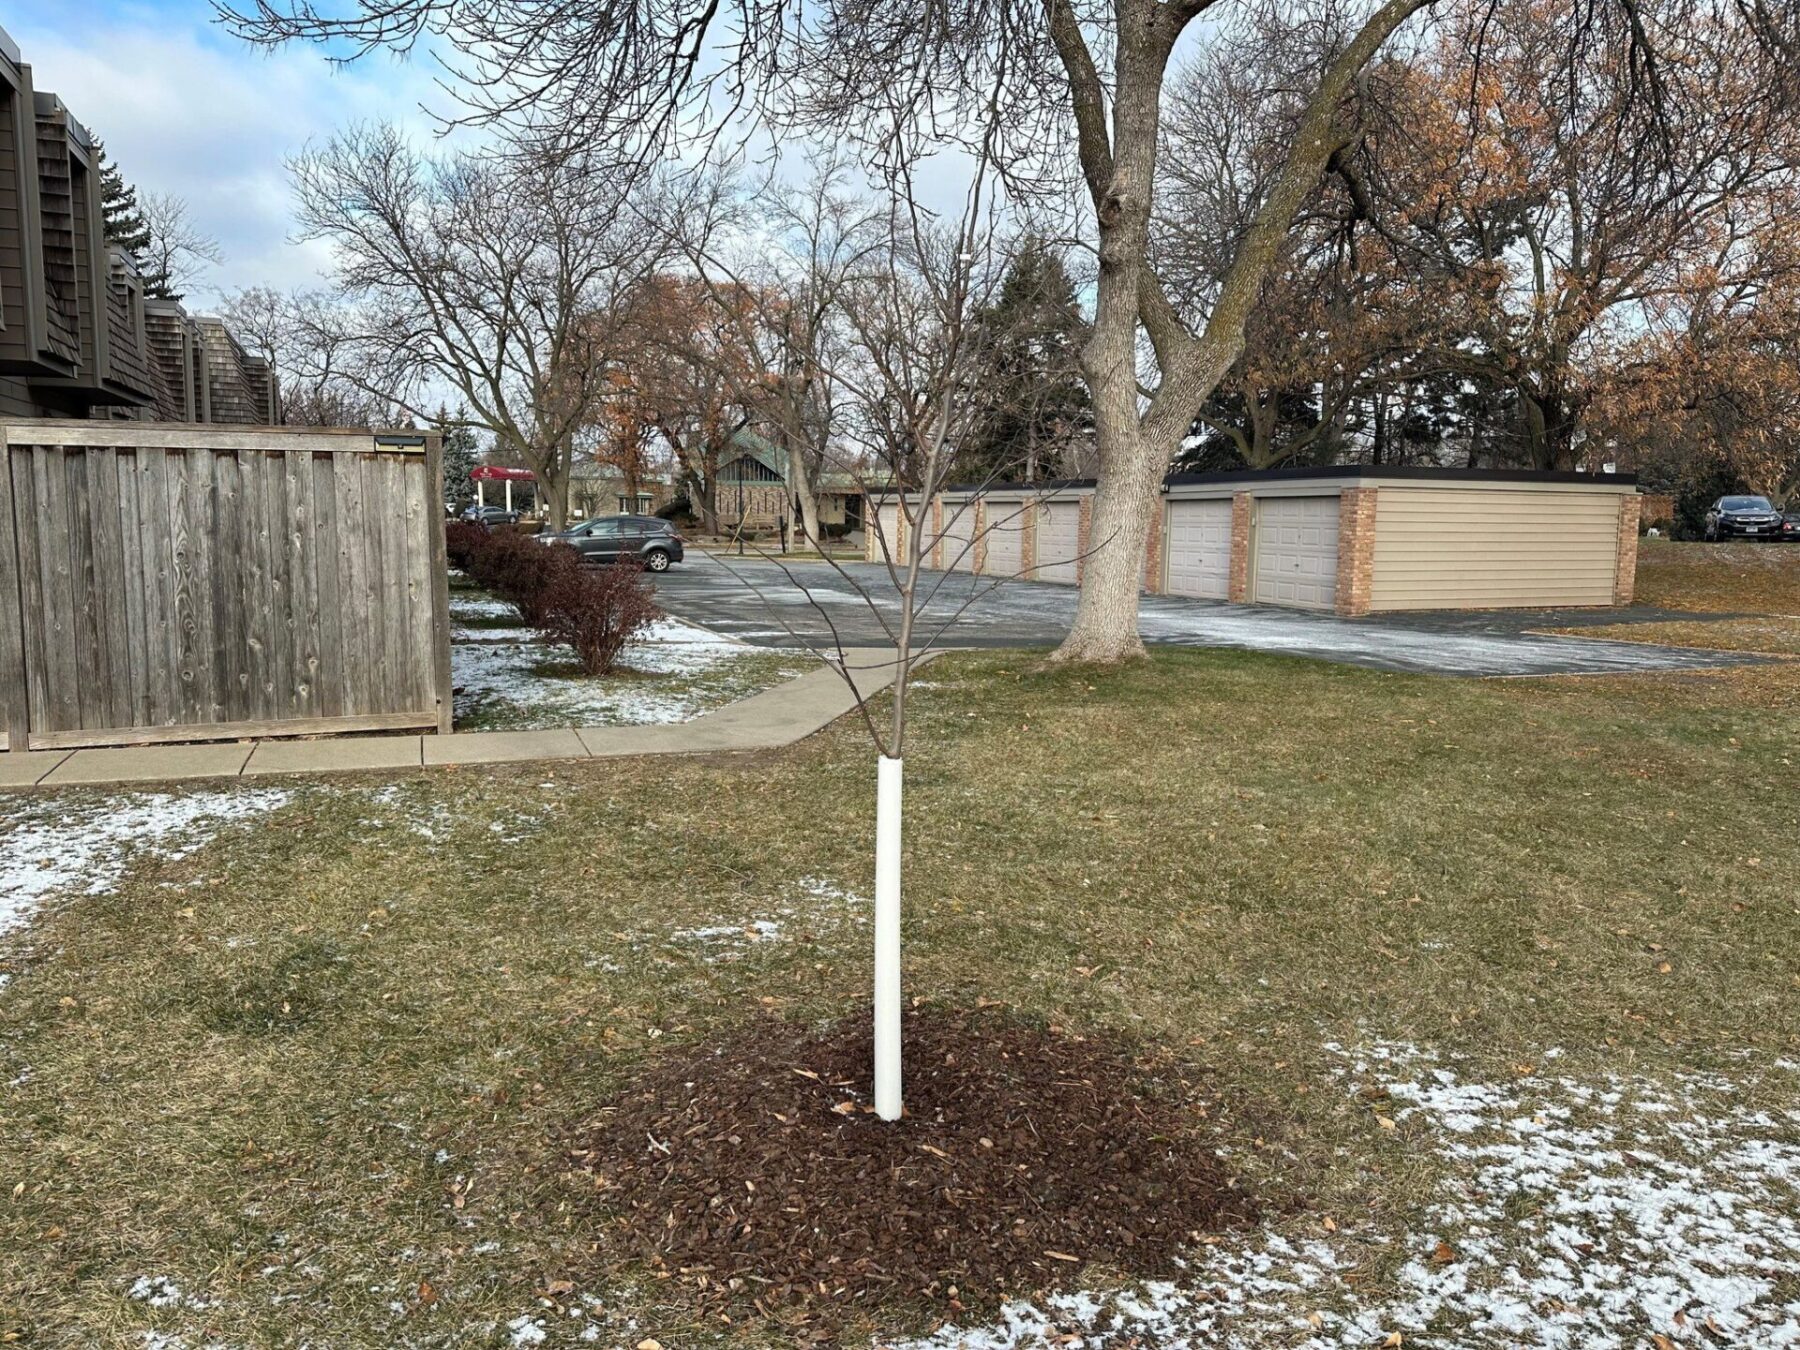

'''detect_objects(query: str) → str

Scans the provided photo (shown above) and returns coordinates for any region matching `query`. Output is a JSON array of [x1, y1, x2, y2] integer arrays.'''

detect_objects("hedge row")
[[446, 522, 663, 676]]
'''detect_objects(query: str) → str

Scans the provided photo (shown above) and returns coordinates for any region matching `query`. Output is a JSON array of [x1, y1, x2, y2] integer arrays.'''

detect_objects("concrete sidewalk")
[[0, 649, 909, 791]]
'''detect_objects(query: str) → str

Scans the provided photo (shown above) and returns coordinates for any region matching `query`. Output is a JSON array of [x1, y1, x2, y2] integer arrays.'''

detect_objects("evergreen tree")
[[93, 140, 151, 265], [435, 407, 484, 506], [957, 238, 1092, 483]]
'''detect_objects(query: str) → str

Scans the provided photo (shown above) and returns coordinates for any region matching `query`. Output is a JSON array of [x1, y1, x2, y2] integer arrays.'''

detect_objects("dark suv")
[[1704, 496, 1784, 540], [461, 504, 522, 525], [541, 515, 686, 570]]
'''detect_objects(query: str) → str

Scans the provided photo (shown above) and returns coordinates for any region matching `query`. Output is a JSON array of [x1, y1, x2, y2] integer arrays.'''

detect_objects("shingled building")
[[0, 25, 276, 423]]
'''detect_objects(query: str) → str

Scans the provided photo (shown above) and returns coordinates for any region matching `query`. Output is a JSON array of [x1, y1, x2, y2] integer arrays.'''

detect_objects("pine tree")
[[435, 408, 483, 506], [93, 140, 150, 265], [958, 239, 1092, 483]]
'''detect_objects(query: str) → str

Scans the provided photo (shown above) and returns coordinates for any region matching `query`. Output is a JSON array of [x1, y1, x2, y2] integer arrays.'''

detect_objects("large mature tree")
[[221, 0, 1797, 661], [1345, 0, 1800, 470], [283, 125, 671, 526], [218, 285, 410, 427]]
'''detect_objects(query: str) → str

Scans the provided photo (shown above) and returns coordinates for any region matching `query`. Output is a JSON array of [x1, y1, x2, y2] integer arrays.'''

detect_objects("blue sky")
[[3, 0, 457, 307]]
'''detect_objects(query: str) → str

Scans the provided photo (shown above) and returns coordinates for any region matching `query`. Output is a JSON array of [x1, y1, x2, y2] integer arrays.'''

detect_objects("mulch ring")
[[560, 1003, 1259, 1337]]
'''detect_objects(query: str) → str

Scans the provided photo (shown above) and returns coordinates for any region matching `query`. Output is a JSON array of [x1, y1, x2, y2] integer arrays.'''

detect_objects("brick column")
[[1334, 487, 1379, 617], [1075, 496, 1094, 582], [1021, 499, 1038, 580], [1142, 499, 1165, 595], [1614, 494, 1641, 605], [972, 499, 989, 574], [1227, 493, 1252, 602], [931, 496, 944, 570]]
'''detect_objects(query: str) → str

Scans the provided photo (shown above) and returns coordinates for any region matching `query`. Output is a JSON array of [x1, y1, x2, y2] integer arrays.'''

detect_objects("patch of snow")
[[451, 626, 802, 729], [899, 1045, 1800, 1349], [506, 1315, 547, 1346], [449, 596, 518, 621], [0, 789, 291, 941], [128, 1276, 210, 1311]]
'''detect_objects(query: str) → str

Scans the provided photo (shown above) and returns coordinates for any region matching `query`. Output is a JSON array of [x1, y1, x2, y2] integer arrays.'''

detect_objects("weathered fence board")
[[0, 422, 450, 751]]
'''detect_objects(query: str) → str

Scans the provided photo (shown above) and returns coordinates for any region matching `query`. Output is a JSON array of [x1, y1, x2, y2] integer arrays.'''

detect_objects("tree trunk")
[[1045, 0, 1430, 666], [790, 448, 823, 549]]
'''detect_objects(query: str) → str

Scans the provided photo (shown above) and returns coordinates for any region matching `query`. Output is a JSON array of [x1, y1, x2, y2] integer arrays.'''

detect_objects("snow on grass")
[[452, 615, 813, 731], [448, 595, 518, 621], [902, 1043, 1800, 1349], [0, 788, 292, 943]]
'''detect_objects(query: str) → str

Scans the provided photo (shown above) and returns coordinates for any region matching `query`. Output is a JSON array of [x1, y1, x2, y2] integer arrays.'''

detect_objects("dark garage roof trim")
[[1161, 464, 1638, 489], [918, 465, 1637, 496]]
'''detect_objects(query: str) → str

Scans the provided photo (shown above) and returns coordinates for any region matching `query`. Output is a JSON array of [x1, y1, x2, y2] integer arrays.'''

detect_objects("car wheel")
[[643, 549, 672, 572]]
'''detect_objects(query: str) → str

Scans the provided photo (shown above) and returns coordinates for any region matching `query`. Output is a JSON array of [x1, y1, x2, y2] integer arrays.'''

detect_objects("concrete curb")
[[0, 648, 918, 792]]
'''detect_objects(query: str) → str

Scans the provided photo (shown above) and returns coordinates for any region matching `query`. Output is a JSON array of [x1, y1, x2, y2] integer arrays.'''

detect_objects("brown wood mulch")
[[562, 1004, 1257, 1334]]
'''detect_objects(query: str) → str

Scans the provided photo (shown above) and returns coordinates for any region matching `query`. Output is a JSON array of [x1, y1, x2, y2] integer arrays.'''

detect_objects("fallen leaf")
[[1430, 1241, 1456, 1265]]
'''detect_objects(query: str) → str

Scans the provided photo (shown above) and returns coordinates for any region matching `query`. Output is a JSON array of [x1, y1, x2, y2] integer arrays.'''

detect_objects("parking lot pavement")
[[652, 550, 1758, 678]]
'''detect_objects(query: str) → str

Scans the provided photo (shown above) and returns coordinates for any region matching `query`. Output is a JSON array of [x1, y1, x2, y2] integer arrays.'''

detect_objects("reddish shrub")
[[468, 530, 584, 627], [445, 520, 488, 571], [538, 559, 664, 675]]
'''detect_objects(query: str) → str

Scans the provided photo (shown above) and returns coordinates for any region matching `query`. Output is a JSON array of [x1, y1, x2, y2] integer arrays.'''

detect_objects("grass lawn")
[[1, 551, 1797, 1347]]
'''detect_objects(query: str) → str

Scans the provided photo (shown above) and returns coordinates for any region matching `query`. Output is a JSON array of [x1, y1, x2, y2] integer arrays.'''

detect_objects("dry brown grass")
[[0, 639, 1796, 1345], [1633, 539, 1800, 614]]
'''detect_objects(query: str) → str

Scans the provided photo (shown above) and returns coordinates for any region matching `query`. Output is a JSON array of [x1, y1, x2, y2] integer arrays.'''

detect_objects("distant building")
[[0, 25, 276, 423], [717, 430, 864, 533]]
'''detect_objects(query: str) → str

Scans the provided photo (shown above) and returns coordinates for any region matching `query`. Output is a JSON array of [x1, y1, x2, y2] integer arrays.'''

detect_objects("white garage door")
[[983, 499, 1025, 576], [937, 500, 976, 571], [876, 502, 907, 565], [1254, 496, 1339, 609], [1035, 500, 1081, 583], [1163, 499, 1232, 599]]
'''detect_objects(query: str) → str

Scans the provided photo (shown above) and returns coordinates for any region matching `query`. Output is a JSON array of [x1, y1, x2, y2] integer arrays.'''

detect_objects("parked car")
[[540, 515, 686, 571], [1703, 495, 1784, 540], [461, 504, 522, 525], [1782, 512, 1800, 542]]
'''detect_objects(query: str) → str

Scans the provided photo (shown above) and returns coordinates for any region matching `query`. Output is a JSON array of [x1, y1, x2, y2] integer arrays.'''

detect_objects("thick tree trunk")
[[792, 456, 823, 550], [1045, 0, 1431, 666]]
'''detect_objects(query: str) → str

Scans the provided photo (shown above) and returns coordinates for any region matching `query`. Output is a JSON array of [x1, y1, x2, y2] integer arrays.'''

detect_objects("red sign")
[[470, 465, 537, 482]]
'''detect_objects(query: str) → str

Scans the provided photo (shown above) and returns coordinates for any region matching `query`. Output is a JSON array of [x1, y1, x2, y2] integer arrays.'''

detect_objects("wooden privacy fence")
[[0, 421, 452, 752]]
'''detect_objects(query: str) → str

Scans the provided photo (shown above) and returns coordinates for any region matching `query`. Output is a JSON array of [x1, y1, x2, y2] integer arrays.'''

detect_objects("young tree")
[[284, 126, 672, 527], [138, 191, 223, 301]]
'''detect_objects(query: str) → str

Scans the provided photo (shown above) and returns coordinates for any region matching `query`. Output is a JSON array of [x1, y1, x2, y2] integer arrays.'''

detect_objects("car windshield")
[[1722, 497, 1773, 511]]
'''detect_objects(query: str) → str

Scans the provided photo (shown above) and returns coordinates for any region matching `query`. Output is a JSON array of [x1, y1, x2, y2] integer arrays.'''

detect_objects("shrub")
[[445, 520, 489, 571], [465, 529, 584, 627], [538, 559, 664, 675]]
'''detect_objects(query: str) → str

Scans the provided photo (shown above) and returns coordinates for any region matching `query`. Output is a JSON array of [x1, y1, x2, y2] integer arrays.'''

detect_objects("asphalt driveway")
[[653, 551, 1754, 678]]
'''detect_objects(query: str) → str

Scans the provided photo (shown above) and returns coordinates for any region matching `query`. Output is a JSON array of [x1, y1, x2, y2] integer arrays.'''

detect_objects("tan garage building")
[[875, 467, 1641, 615]]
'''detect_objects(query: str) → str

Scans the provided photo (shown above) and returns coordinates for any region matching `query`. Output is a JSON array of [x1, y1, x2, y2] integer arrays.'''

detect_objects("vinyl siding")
[[1369, 487, 1621, 610]]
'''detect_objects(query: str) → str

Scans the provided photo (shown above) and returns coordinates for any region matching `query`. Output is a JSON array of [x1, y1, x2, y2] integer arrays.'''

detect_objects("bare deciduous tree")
[[286, 125, 674, 527], [139, 190, 222, 301]]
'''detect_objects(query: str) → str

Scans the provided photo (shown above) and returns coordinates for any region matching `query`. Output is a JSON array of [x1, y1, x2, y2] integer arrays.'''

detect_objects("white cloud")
[[4, 6, 461, 306]]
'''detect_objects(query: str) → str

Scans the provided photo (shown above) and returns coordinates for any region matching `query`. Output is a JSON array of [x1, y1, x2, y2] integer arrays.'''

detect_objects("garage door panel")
[[1036, 500, 1081, 583], [940, 500, 977, 572], [876, 503, 907, 564], [1164, 499, 1232, 599], [983, 499, 1024, 576], [1254, 496, 1338, 609]]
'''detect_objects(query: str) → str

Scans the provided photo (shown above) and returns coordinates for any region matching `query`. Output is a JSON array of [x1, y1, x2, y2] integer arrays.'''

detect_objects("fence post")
[[0, 426, 27, 751], [426, 432, 454, 735]]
